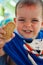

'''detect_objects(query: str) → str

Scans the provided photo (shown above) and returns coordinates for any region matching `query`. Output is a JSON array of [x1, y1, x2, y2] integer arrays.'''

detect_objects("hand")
[[0, 27, 6, 48], [0, 27, 15, 48], [0, 27, 15, 56]]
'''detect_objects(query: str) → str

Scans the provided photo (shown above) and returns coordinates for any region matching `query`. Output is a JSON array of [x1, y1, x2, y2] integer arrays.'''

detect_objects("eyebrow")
[[18, 17, 25, 19], [32, 18, 38, 20]]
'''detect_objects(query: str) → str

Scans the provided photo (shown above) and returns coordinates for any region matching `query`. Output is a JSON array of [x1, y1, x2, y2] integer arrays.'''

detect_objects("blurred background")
[[0, 0, 19, 27], [0, 0, 43, 29]]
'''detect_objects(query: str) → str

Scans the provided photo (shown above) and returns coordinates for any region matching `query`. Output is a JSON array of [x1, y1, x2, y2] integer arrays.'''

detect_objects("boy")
[[0, 0, 43, 65]]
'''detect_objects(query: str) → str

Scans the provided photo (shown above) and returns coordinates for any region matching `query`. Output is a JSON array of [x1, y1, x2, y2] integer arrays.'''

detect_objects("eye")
[[32, 19, 39, 23], [18, 19, 25, 22]]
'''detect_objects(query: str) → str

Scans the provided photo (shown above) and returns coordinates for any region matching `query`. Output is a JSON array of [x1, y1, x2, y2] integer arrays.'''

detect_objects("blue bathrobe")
[[3, 30, 43, 65]]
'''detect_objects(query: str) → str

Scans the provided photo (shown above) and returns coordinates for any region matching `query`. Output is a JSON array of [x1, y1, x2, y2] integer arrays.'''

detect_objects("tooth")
[[26, 31, 30, 32]]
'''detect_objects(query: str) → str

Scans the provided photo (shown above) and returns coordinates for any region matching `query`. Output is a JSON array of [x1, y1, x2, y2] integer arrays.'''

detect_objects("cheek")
[[33, 23, 41, 33], [16, 23, 23, 31]]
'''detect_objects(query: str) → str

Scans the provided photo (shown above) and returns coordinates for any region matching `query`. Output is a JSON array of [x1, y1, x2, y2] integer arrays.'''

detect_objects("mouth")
[[23, 30, 33, 34]]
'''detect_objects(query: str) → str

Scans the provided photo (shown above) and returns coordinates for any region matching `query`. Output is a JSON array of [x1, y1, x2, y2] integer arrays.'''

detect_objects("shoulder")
[[36, 30, 43, 39], [40, 30, 43, 36], [40, 30, 43, 32]]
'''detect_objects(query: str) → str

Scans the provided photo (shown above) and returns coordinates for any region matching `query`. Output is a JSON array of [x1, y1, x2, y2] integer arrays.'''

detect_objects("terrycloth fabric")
[[3, 30, 43, 65]]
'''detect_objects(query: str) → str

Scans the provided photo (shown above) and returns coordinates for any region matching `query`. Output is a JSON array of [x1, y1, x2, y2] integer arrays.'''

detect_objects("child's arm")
[[0, 48, 5, 56]]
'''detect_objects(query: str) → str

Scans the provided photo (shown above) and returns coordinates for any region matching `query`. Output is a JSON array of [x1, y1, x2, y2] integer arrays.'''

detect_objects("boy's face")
[[15, 5, 43, 39]]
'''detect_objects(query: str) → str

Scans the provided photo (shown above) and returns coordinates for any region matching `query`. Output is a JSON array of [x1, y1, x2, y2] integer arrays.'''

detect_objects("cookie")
[[3, 22, 16, 40]]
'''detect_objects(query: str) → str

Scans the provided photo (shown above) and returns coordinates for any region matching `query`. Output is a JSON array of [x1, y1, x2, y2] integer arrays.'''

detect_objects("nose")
[[24, 21, 32, 27]]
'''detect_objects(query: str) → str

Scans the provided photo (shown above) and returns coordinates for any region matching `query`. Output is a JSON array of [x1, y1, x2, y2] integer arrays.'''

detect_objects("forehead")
[[17, 5, 42, 18]]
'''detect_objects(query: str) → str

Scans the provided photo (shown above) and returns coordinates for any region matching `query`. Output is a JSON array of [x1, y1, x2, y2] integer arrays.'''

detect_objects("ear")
[[14, 18, 16, 23], [41, 22, 43, 28]]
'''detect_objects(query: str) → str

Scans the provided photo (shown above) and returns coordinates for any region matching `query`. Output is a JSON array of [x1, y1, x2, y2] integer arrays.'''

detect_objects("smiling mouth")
[[23, 30, 33, 33]]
